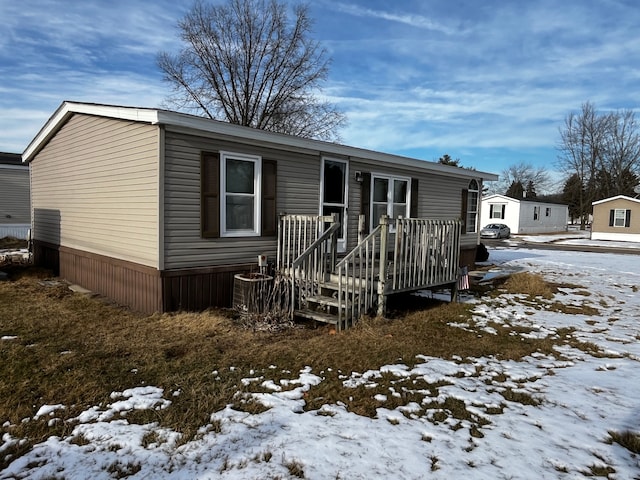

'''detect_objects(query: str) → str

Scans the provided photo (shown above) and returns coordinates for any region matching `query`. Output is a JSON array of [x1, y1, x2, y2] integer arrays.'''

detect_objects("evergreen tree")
[[525, 180, 537, 198], [561, 174, 584, 225], [505, 180, 524, 198]]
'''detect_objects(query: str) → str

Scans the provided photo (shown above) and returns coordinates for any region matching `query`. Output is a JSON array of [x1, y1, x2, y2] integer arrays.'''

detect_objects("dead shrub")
[[502, 272, 554, 299]]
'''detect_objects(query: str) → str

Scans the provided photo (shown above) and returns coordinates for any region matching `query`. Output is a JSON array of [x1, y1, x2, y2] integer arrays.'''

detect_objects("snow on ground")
[[515, 230, 640, 250], [2, 247, 640, 479]]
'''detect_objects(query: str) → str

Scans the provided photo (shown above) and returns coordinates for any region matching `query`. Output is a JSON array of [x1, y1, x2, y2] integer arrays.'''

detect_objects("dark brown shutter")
[[625, 209, 631, 227], [461, 189, 469, 234], [410, 178, 419, 218], [201, 152, 220, 238], [261, 159, 277, 236], [501, 204, 506, 219], [360, 172, 371, 233], [609, 209, 615, 227]]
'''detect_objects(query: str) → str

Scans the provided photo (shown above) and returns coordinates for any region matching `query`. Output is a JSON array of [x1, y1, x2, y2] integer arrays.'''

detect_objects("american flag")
[[458, 266, 470, 291]]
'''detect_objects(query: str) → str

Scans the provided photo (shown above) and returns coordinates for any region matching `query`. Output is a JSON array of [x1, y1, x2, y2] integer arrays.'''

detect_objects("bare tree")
[[601, 109, 640, 194], [488, 161, 550, 196], [157, 0, 346, 141], [557, 102, 640, 228], [556, 102, 607, 228]]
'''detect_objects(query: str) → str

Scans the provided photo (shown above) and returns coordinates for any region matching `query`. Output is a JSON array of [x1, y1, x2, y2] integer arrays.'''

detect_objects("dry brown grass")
[[500, 272, 555, 299], [609, 430, 640, 454], [0, 264, 593, 470], [0, 237, 27, 249]]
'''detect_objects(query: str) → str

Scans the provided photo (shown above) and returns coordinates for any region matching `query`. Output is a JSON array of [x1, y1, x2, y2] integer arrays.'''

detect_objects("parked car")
[[480, 223, 510, 239]]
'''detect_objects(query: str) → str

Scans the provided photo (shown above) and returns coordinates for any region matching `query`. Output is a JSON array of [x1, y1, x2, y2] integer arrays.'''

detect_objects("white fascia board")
[[482, 194, 515, 203], [23, 101, 499, 182], [22, 101, 160, 162], [592, 195, 640, 206]]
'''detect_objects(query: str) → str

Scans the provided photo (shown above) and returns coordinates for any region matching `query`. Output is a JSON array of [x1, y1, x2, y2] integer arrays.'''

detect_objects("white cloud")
[[331, 2, 462, 35]]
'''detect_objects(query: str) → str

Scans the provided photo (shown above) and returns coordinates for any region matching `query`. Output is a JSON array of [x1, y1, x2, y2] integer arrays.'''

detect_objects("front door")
[[321, 158, 348, 252]]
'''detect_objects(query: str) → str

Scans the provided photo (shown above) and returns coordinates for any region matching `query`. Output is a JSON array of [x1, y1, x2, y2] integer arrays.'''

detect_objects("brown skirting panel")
[[33, 240, 258, 313], [33, 240, 61, 275], [161, 263, 256, 312]]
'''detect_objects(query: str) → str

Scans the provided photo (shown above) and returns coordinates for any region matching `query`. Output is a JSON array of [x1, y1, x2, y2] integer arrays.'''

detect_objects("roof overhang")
[[22, 101, 499, 181], [592, 195, 640, 206], [22, 102, 160, 162]]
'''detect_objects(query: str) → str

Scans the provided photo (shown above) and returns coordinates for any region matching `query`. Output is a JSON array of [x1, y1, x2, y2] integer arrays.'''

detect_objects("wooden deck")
[[277, 214, 462, 330]]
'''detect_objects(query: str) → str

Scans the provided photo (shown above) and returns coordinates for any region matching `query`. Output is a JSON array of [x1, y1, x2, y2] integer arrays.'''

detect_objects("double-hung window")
[[371, 174, 410, 228], [490, 204, 506, 219], [220, 151, 261, 237], [612, 209, 630, 227], [201, 150, 276, 239]]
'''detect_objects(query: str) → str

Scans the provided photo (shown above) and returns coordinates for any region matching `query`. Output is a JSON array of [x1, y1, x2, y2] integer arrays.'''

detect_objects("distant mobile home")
[[591, 195, 640, 242], [24, 101, 498, 314], [480, 194, 568, 235], [0, 152, 30, 239]]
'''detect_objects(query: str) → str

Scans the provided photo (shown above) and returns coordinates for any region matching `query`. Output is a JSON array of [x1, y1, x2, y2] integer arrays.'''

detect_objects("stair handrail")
[[277, 214, 335, 272], [334, 215, 388, 330], [284, 214, 340, 317], [291, 221, 340, 270]]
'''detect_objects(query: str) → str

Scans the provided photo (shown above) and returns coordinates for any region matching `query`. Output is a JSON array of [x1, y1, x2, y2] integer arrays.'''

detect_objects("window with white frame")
[[533, 206, 540, 221], [490, 203, 506, 219], [371, 174, 410, 228], [613, 209, 628, 227], [545, 207, 551, 217], [465, 179, 479, 233], [221, 151, 261, 237]]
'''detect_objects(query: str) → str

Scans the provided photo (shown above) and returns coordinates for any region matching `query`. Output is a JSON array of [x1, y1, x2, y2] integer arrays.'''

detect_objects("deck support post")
[[450, 281, 458, 302], [377, 215, 390, 317]]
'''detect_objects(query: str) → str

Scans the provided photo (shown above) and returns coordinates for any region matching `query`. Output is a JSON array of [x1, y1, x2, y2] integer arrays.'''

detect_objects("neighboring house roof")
[[592, 195, 640, 206], [22, 101, 498, 181], [0, 152, 24, 166], [482, 194, 567, 207]]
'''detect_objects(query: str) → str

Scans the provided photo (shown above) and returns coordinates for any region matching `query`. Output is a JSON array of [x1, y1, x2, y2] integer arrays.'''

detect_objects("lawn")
[[1, 248, 639, 479]]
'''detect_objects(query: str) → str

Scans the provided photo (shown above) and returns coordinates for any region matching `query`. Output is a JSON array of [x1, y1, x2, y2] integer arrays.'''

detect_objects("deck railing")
[[334, 222, 384, 330], [392, 218, 461, 291], [278, 214, 462, 329], [277, 214, 339, 316], [277, 214, 335, 271]]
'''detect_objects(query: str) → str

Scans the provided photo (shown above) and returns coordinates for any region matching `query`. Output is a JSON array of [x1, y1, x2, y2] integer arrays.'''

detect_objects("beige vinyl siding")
[[30, 114, 160, 267], [593, 198, 640, 234], [163, 129, 320, 269], [0, 166, 30, 225]]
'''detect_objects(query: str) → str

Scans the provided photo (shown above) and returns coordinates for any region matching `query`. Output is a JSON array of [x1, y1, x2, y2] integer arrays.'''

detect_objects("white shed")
[[480, 194, 568, 235]]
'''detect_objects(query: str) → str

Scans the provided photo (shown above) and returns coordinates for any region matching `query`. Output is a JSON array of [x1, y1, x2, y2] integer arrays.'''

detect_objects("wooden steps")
[[294, 308, 338, 325], [293, 291, 348, 325]]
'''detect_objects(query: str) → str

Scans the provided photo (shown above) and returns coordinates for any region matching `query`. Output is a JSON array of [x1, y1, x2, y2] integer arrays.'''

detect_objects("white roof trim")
[[592, 194, 640, 206], [23, 101, 499, 181], [482, 194, 517, 202], [22, 102, 160, 162], [482, 194, 568, 207]]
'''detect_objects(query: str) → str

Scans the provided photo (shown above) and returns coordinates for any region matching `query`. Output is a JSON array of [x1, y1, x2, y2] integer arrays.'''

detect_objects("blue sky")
[[2, 0, 640, 189]]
